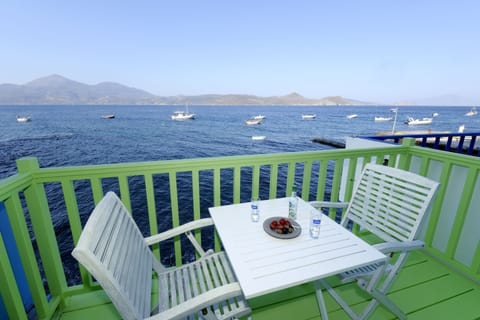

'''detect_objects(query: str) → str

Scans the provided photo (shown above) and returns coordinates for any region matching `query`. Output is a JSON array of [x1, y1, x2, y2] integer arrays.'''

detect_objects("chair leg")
[[314, 280, 329, 319], [360, 289, 407, 320]]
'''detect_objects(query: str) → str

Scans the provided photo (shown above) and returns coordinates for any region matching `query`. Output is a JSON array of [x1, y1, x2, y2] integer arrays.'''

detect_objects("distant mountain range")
[[0, 74, 371, 106]]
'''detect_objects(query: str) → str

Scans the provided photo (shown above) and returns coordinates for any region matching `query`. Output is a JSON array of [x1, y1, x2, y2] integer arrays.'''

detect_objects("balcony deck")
[[1, 138, 479, 319], [58, 244, 480, 320]]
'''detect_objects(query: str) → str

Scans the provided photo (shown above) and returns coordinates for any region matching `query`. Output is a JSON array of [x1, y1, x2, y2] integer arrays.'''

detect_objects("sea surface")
[[1, 104, 479, 282], [2, 104, 478, 180]]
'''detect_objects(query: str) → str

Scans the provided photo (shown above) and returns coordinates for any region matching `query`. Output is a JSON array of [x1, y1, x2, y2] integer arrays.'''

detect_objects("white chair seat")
[[157, 251, 249, 320]]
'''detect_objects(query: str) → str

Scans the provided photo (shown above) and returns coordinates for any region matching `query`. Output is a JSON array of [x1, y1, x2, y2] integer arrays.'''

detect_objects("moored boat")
[[374, 116, 393, 122], [465, 107, 477, 116], [404, 117, 433, 125], [16, 115, 32, 122], [101, 114, 115, 119], [301, 114, 316, 120], [251, 135, 267, 141], [245, 118, 262, 125], [346, 114, 358, 119], [253, 114, 266, 120], [171, 104, 196, 120]]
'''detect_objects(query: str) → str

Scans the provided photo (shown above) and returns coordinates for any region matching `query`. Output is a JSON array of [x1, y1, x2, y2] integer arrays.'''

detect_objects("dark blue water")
[[1, 104, 478, 284], [1, 105, 478, 179]]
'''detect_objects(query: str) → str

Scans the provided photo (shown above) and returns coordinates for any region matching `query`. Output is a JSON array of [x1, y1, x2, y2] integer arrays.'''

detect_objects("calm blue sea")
[[1, 104, 479, 281], [1, 104, 478, 180]]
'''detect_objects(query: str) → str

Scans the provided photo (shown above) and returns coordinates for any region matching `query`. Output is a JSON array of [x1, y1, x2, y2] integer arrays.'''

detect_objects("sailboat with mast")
[[171, 103, 196, 120]]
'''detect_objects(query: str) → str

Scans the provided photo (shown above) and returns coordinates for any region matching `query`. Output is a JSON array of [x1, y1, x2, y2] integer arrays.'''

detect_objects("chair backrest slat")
[[343, 164, 439, 242], [72, 192, 155, 319]]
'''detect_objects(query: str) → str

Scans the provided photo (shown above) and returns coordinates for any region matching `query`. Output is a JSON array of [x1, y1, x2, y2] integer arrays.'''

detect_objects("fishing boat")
[[244, 118, 262, 125], [16, 115, 32, 122], [404, 117, 433, 125], [346, 114, 358, 119], [465, 107, 477, 116], [171, 104, 196, 120], [253, 114, 266, 120], [301, 114, 316, 120], [251, 135, 267, 141], [101, 114, 115, 119], [374, 116, 393, 122]]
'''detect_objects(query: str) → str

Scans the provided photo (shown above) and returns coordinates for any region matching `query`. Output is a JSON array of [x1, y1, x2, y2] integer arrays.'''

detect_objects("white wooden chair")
[[311, 163, 439, 320], [72, 191, 250, 320]]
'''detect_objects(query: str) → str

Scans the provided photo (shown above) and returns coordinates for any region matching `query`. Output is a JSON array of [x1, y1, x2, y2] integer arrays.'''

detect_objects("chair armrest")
[[309, 201, 349, 209], [144, 218, 214, 245], [374, 240, 425, 254]]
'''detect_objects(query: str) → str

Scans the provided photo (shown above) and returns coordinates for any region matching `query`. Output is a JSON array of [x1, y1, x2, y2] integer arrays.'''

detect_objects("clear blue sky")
[[1, 0, 479, 104]]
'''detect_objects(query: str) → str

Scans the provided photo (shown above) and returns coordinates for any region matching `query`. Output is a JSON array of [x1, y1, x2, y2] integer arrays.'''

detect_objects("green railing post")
[[399, 138, 416, 170], [16, 158, 67, 302]]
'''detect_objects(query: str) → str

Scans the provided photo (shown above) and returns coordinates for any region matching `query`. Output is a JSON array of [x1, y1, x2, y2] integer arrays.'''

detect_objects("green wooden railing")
[[0, 139, 479, 319]]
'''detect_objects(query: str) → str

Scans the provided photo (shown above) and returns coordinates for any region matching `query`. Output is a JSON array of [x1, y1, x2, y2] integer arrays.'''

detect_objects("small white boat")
[[374, 116, 393, 122], [253, 114, 266, 120], [252, 136, 267, 141], [16, 115, 32, 122], [465, 107, 477, 116], [245, 118, 262, 125], [101, 114, 115, 119], [432, 112, 439, 117], [404, 117, 433, 125], [302, 114, 316, 120], [171, 104, 196, 120], [346, 114, 358, 119]]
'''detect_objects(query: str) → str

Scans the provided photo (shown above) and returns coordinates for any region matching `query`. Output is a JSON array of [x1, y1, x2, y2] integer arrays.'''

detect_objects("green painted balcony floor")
[[58, 244, 480, 320]]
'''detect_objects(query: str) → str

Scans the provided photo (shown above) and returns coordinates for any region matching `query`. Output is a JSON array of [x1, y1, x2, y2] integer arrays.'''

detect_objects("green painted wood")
[[233, 166, 241, 203], [446, 167, 478, 260], [16, 158, 67, 306], [4, 194, 50, 318], [168, 171, 182, 266], [268, 164, 278, 199], [424, 160, 453, 245], [327, 159, 342, 220], [118, 175, 131, 212], [408, 289, 480, 320], [144, 173, 159, 258], [301, 160, 313, 199], [0, 233, 27, 320], [315, 159, 327, 202], [191, 170, 202, 251], [61, 180, 91, 288]]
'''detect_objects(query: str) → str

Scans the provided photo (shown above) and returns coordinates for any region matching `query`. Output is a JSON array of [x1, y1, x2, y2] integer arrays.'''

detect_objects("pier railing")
[[362, 131, 480, 156], [0, 139, 479, 319]]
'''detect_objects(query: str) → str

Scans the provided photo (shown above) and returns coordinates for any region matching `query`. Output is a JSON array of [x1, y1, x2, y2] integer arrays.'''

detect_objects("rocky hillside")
[[0, 74, 371, 105]]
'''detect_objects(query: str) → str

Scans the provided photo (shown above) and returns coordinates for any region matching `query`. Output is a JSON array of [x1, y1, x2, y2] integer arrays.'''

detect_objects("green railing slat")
[[301, 160, 312, 200], [315, 159, 327, 201], [269, 164, 278, 199], [0, 232, 28, 320], [424, 161, 453, 245], [118, 175, 131, 213], [168, 171, 182, 266], [16, 158, 67, 299], [445, 167, 478, 259], [4, 194, 50, 318]]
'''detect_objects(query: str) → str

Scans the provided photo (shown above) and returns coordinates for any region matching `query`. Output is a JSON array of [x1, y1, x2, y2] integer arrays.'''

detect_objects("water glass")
[[310, 209, 321, 239], [251, 197, 260, 222]]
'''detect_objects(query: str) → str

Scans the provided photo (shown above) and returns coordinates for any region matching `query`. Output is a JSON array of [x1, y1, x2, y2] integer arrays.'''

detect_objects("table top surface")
[[209, 197, 387, 299]]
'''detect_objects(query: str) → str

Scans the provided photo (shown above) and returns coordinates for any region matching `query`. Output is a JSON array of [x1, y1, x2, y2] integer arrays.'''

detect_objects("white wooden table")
[[209, 197, 387, 317]]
